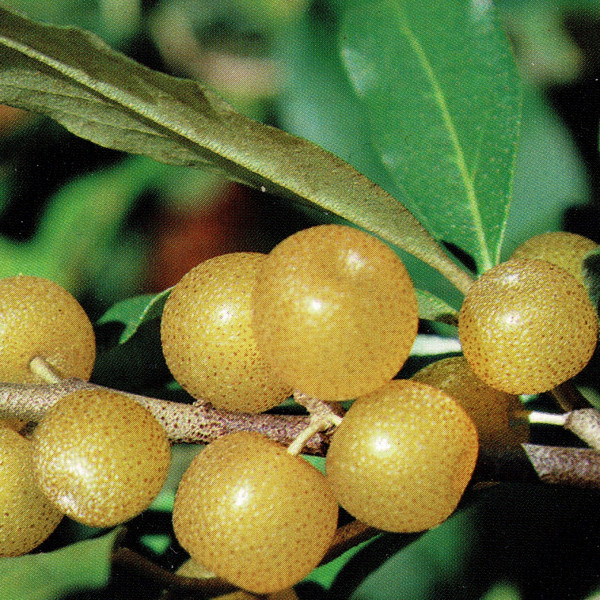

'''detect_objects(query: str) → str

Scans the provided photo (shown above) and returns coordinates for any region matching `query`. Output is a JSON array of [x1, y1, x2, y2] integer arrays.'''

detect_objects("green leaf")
[[340, 0, 522, 273], [0, 6, 473, 293], [97, 288, 171, 345], [416, 289, 458, 325], [305, 535, 380, 590], [0, 527, 123, 600], [276, 5, 402, 197], [502, 86, 589, 257]]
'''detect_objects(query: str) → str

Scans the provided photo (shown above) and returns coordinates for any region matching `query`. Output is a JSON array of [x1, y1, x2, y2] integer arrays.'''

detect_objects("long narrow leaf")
[[0, 6, 473, 293]]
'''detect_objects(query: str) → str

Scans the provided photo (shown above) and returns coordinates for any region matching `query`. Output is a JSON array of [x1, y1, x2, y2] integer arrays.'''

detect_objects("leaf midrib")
[[397, 9, 492, 271]]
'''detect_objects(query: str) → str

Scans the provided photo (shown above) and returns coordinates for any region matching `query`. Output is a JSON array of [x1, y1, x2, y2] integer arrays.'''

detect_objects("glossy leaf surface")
[[340, 0, 522, 273]]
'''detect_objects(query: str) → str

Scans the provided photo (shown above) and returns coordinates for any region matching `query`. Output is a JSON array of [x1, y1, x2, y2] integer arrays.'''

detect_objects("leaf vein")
[[398, 14, 492, 271]]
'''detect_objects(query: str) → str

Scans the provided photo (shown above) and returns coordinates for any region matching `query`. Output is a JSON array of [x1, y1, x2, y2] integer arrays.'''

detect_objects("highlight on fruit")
[[459, 258, 598, 395], [172, 431, 339, 594], [0, 275, 96, 384], [325, 379, 479, 533], [251, 224, 419, 401], [32, 388, 171, 528], [161, 252, 291, 412]]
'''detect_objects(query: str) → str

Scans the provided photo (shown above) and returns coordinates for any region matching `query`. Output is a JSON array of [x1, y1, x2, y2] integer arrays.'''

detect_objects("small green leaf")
[[97, 288, 171, 345], [340, 0, 522, 273], [0, 6, 473, 293], [0, 527, 123, 600], [416, 289, 458, 325]]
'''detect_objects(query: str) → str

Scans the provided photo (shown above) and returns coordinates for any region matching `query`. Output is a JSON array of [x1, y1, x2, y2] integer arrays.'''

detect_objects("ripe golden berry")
[[32, 389, 171, 528], [0, 426, 63, 556], [252, 225, 419, 401], [0, 275, 95, 383], [510, 231, 598, 285], [412, 356, 529, 451], [325, 379, 478, 533], [172, 432, 338, 594], [459, 259, 598, 395], [161, 253, 291, 412]]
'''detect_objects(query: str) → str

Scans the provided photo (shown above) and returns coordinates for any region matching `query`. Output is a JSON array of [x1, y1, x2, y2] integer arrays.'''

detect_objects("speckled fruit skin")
[[161, 253, 291, 412], [252, 225, 419, 401], [172, 431, 338, 594], [459, 259, 598, 395], [510, 231, 598, 285], [0, 426, 63, 556], [325, 380, 478, 533], [0, 275, 95, 383], [32, 389, 171, 528], [412, 356, 529, 452]]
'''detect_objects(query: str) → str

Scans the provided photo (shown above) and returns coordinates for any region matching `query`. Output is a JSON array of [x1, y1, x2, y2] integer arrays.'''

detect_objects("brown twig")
[[3, 380, 600, 486], [112, 547, 237, 597], [549, 380, 591, 411], [0, 379, 329, 454], [564, 409, 600, 450]]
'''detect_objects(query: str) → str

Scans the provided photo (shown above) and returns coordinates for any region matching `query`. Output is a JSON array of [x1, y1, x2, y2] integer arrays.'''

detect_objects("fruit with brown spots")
[[252, 224, 419, 401], [325, 379, 478, 533], [161, 253, 291, 412], [459, 259, 598, 395], [0, 275, 95, 384], [0, 425, 63, 556], [172, 431, 338, 594], [412, 356, 529, 452], [32, 389, 171, 528], [510, 231, 597, 285]]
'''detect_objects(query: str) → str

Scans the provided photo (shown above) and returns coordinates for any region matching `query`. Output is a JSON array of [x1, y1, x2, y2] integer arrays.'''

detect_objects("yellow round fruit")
[[0, 275, 95, 383], [459, 259, 598, 395], [252, 225, 419, 401], [325, 379, 478, 533], [173, 431, 338, 594], [161, 253, 291, 412], [412, 356, 529, 451], [0, 425, 63, 556], [32, 389, 171, 528], [510, 231, 597, 285]]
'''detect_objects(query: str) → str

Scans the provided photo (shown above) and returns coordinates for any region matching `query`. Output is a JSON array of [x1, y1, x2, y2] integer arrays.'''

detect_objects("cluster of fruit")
[[0, 226, 597, 596], [0, 276, 171, 558], [161, 225, 597, 593]]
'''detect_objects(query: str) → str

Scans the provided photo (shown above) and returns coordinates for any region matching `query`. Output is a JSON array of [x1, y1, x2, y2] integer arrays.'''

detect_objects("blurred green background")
[[1, 1, 600, 599]]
